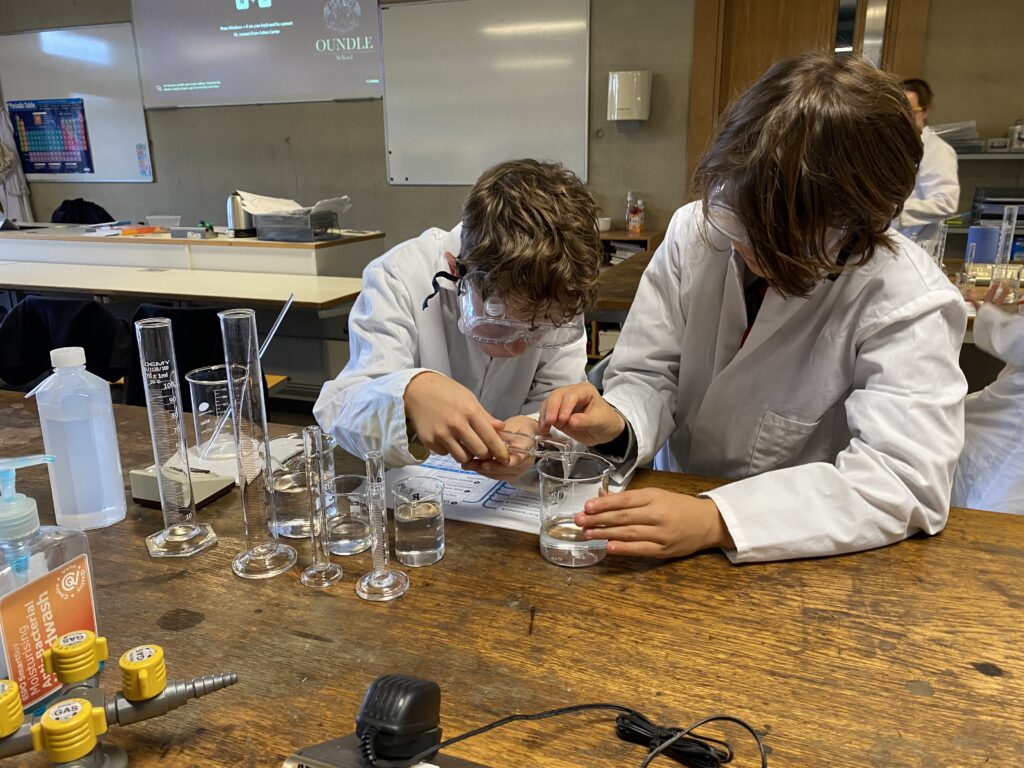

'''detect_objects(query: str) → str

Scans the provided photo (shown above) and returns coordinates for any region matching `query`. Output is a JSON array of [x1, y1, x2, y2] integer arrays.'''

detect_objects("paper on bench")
[[386, 454, 628, 535]]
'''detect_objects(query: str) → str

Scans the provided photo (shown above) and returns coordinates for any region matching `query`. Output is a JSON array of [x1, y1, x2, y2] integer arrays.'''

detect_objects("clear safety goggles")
[[456, 274, 584, 349], [703, 182, 847, 256]]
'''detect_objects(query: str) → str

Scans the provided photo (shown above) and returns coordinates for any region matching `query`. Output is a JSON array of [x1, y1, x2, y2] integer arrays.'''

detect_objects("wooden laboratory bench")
[[600, 229, 665, 252], [0, 228, 384, 277], [592, 250, 653, 321], [1, 391, 1022, 767]]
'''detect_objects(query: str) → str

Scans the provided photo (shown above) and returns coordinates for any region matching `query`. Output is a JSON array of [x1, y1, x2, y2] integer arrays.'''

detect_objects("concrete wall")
[[922, 0, 1024, 139], [0, 0, 694, 276], [921, 0, 1024, 222]]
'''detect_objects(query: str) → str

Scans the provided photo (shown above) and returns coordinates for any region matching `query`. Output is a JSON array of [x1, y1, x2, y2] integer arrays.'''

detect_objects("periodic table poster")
[[7, 98, 94, 175]]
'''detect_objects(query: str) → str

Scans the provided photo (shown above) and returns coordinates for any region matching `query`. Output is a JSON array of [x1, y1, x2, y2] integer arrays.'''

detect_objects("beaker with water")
[[134, 318, 218, 558], [185, 365, 239, 461], [219, 308, 297, 579], [537, 452, 614, 568]]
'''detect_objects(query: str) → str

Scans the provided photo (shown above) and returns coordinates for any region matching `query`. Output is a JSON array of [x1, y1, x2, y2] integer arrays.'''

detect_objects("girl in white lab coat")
[[314, 159, 601, 471], [541, 54, 968, 563], [952, 282, 1024, 513]]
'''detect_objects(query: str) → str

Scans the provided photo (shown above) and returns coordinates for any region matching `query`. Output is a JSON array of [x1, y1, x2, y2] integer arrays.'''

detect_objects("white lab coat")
[[898, 126, 959, 242], [951, 305, 1024, 513], [313, 225, 587, 467], [603, 203, 967, 563]]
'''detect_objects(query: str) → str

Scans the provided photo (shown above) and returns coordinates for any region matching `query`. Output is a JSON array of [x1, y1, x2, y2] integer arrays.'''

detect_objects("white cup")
[[597, 217, 612, 232]]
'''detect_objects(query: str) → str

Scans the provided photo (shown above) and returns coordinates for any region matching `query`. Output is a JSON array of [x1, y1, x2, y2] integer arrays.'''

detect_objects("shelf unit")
[[956, 153, 1024, 161]]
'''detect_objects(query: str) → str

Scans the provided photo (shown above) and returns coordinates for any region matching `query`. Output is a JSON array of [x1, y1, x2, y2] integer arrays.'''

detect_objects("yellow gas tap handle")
[[42, 630, 108, 684], [30, 698, 106, 764], [0, 681, 23, 738], [119, 644, 167, 702]]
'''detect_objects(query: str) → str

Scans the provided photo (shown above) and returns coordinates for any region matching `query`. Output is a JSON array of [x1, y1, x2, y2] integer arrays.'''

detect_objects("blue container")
[[966, 225, 1000, 263]]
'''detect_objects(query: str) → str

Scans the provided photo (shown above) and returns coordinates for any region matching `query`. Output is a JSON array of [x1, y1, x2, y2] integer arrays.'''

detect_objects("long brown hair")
[[693, 53, 922, 297], [460, 159, 601, 322]]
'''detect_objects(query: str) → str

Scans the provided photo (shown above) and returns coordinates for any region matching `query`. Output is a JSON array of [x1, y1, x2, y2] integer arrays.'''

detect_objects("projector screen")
[[131, 0, 382, 108]]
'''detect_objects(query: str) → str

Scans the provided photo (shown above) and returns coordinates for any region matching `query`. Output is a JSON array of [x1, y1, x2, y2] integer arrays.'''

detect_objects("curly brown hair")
[[693, 53, 923, 297], [459, 159, 601, 323]]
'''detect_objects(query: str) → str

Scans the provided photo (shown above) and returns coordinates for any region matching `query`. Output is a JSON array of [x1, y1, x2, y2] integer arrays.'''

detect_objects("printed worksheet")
[[386, 455, 627, 535]]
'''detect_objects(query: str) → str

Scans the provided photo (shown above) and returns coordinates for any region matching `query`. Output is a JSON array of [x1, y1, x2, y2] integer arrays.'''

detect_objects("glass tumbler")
[[537, 453, 614, 567], [392, 477, 445, 567], [325, 475, 372, 556]]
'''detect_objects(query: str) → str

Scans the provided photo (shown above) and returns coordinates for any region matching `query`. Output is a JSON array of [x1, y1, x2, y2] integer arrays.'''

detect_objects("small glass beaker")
[[992, 263, 1022, 304], [271, 431, 336, 538], [325, 475, 372, 556], [392, 477, 445, 567], [269, 471, 311, 541], [537, 453, 614, 568], [185, 365, 240, 460]]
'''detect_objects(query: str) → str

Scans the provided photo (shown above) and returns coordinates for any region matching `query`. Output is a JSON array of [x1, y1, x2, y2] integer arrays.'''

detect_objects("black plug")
[[356, 675, 442, 768]]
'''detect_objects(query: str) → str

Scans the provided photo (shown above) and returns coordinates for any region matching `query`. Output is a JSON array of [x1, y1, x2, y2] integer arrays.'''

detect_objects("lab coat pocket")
[[746, 411, 822, 477]]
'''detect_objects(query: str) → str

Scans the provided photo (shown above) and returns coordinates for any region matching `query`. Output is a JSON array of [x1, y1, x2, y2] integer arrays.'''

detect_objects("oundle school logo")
[[324, 0, 361, 35]]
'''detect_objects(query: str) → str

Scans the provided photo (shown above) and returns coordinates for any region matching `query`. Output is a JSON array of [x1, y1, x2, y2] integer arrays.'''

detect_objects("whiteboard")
[[0, 24, 153, 183], [381, 0, 589, 185]]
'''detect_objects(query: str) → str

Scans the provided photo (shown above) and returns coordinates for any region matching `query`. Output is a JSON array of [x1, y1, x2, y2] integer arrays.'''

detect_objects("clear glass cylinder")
[[300, 425, 342, 588], [218, 308, 296, 579], [537, 453, 614, 568], [134, 318, 217, 558], [355, 450, 408, 601]]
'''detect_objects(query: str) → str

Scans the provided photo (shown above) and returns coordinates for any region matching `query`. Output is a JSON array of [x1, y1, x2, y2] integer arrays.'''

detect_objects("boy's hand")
[[575, 489, 734, 558], [539, 383, 626, 446], [462, 415, 539, 481], [404, 372, 508, 464]]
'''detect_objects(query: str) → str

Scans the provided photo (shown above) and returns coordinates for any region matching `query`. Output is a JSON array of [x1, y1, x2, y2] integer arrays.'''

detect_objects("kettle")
[[226, 193, 256, 235]]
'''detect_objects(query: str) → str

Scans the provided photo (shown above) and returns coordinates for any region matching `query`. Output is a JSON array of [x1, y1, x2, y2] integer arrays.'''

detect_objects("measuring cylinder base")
[[232, 542, 297, 579], [355, 569, 409, 602], [145, 522, 218, 558], [301, 562, 343, 589]]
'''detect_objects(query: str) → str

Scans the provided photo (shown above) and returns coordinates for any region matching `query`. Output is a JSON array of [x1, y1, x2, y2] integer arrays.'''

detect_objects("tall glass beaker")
[[218, 309, 297, 579], [134, 318, 218, 558]]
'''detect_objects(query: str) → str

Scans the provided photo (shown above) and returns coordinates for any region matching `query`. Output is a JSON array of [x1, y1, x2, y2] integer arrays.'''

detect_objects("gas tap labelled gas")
[[0, 631, 237, 767]]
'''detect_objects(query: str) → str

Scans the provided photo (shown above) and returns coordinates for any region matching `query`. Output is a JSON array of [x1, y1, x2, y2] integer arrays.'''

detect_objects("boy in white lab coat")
[[952, 282, 1024, 513], [541, 54, 968, 563], [314, 159, 601, 471], [896, 78, 959, 242]]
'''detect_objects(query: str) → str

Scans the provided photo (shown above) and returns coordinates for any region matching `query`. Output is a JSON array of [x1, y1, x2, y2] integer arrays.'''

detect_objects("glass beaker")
[[270, 432, 336, 538], [393, 477, 445, 567], [992, 263, 1021, 304], [537, 453, 614, 568], [185, 365, 239, 461], [325, 475, 371, 556], [219, 308, 297, 579]]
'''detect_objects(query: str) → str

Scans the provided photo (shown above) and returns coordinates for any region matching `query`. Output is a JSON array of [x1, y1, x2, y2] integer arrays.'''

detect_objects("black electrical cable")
[[391, 703, 767, 768]]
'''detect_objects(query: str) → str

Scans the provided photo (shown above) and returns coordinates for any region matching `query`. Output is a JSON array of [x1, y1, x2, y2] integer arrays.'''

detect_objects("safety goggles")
[[704, 181, 848, 257], [456, 274, 584, 349]]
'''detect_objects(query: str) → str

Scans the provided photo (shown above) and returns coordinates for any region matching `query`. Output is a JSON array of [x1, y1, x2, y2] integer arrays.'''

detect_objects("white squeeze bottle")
[[33, 347, 126, 529], [0, 455, 98, 712]]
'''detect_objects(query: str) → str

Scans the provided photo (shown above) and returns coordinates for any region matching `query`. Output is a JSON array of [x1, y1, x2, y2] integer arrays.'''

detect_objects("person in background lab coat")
[[541, 54, 968, 563], [896, 78, 959, 242], [952, 281, 1024, 513], [314, 159, 601, 473]]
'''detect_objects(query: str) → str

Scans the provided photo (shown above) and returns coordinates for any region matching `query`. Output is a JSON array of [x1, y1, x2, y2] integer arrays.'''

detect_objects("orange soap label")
[[0, 555, 96, 708]]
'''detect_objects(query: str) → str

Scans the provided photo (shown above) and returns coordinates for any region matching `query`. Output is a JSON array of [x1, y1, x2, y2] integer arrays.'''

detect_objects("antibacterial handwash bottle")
[[0, 455, 99, 712]]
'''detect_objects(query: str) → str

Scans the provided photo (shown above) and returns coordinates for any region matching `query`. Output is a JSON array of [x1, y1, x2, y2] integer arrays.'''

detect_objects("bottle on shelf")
[[625, 191, 635, 229], [32, 347, 126, 531], [628, 198, 645, 235]]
